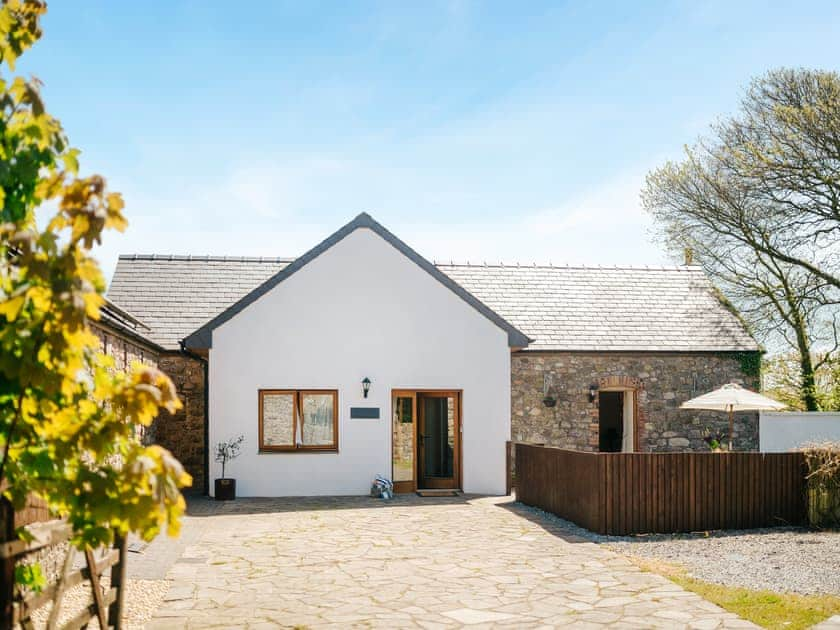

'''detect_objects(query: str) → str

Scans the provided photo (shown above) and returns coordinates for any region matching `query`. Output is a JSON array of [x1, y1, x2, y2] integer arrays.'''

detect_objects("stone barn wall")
[[92, 323, 159, 372], [93, 322, 207, 493], [511, 351, 761, 453], [156, 353, 207, 493]]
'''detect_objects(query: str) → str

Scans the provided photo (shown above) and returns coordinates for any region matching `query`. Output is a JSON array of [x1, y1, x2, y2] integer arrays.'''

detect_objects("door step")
[[416, 489, 461, 497]]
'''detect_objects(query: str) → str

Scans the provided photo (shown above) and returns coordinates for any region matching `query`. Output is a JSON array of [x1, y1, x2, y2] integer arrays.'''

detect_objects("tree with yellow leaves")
[[0, 0, 191, 591]]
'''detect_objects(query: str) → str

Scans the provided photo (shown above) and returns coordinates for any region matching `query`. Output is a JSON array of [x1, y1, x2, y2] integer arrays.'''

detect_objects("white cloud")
[[401, 165, 667, 267], [94, 157, 669, 286]]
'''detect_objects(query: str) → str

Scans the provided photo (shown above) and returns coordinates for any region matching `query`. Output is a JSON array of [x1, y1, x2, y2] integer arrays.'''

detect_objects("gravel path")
[[23, 513, 199, 629], [29, 577, 170, 629], [518, 503, 840, 596], [604, 528, 840, 596]]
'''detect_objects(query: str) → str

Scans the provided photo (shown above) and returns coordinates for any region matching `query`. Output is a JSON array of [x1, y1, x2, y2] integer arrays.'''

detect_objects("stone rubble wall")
[[512, 351, 761, 452], [92, 323, 159, 372], [93, 323, 206, 492], [156, 353, 207, 493]]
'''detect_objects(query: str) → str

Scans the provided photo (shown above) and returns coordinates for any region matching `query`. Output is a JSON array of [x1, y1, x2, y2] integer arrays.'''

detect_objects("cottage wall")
[[511, 351, 761, 452], [92, 322, 206, 492], [156, 353, 206, 493], [208, 228, 512, 496], [92, 323, 159, 372]]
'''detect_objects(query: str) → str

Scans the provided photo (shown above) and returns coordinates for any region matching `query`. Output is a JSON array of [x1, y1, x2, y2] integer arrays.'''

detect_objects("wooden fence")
[[515, 443, 808, 535], [0, 499, 127, 629]]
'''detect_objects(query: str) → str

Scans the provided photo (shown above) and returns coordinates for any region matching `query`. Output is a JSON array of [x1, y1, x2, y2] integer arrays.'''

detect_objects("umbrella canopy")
[[680, 383, 785, 450], [680, 383, 786, 412]]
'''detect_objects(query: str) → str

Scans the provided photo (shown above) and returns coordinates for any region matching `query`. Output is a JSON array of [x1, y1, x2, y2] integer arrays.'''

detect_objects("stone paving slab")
[[148, 495, 755, 629]]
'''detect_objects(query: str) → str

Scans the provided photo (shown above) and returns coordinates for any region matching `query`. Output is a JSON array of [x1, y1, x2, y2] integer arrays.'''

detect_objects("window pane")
[[422, 396, 454, 478], [393, 396, 414, 482], [301, 393, 334, 446], [262, 392, 295, 447]]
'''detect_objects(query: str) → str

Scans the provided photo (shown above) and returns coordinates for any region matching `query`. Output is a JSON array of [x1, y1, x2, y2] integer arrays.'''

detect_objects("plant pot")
[[215, 478, 236, 501], [542, 397, 557, 408]]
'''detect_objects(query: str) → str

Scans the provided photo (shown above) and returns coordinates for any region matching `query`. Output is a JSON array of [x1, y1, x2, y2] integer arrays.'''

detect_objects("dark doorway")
[[599, 391, 624, 452]]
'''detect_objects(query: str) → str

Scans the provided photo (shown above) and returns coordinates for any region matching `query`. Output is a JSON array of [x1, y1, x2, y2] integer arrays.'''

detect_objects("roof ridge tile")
[[117, 254, 295, 263]]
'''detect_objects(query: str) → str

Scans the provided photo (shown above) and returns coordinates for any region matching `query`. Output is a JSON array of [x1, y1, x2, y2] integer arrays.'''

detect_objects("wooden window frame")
[[258, 389, 339, 453]]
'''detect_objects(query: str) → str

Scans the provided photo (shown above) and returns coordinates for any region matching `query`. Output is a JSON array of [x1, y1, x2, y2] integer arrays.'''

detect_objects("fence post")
[[108, 532, 128, 630], [0, 496, 14, 629], [506, 441, 512, 495]]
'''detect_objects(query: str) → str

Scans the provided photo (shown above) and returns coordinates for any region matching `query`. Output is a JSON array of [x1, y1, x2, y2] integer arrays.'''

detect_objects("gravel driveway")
[[605, 528, 840, 596], [519, 505, 840, 596]]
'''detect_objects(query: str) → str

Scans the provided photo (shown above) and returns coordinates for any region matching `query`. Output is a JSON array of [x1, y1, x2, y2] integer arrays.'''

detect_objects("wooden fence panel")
[[515, 444, 807, 535]]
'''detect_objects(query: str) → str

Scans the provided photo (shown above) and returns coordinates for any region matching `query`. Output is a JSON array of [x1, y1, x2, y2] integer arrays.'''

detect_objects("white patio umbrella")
[[680, 383, 786, 450]]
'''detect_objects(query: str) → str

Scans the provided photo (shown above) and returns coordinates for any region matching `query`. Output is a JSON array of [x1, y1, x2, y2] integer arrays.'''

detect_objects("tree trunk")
[[793, 319, 820, 411]]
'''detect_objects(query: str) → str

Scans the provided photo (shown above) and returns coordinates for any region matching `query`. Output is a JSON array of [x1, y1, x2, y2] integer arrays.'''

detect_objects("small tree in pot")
[[215, 435, 244, 500]]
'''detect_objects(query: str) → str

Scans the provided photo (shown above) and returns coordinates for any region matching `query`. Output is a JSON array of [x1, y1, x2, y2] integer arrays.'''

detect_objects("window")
[[259, 389, 338, 452]]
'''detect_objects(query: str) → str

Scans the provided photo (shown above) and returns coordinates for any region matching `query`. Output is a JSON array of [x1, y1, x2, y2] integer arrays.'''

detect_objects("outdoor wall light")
[[588, 384, 599, 403], [362, 377, 371, 399]]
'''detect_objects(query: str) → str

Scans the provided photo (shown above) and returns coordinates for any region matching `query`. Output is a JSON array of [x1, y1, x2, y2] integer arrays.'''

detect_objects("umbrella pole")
[[728, 406, 734, 452]]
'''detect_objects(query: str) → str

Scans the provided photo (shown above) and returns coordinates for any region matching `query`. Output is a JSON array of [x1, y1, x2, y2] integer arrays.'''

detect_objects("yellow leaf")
[[106, 192, 124, 212], [26, 286, 51, 311], [71, 214, 90, 243], [0, 295, 26, 321], [83, 292, 104, 319]]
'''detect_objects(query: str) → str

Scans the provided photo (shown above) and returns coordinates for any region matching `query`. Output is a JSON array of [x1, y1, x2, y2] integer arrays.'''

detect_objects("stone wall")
[[511, 351, 761, 452], [156, 353, 207, 493], [92, 323, 159, 372], [94, 323, 207, 492]]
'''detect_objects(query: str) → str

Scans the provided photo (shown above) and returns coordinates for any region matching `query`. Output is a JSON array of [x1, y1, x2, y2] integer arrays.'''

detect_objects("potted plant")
[[702, 428, 728, 452], [215, 435, 244, 500]]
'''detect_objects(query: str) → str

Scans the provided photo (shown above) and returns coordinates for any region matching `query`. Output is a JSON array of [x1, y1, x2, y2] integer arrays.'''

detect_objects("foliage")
[[764, 352, 840, 411], [0, 0, 191, 563], [702, 428, 727, 452], [215, 435, 244, 479], [732, 351, 762, 380], [14, 562, 44, 593], [643, 69, 840, 411], [802, 442, 840, 528]]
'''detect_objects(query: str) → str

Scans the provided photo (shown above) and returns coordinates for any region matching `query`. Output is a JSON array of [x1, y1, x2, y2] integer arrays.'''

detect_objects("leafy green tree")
[[764, 353, 840, 411], [0, 0, 191, 586], [643, 69, 840, 410]]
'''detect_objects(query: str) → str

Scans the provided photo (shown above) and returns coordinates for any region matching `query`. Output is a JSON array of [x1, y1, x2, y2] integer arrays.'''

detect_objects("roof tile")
[[107, 256, 759, 353]]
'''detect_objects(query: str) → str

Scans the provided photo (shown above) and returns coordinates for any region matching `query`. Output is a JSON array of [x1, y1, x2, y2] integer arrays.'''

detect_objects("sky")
[[17, 1, 840, 282]]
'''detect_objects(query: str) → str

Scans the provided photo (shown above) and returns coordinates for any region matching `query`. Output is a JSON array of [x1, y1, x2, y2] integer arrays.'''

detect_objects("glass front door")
[[392, 390, 461, 492], [417, 392, 460, 490]]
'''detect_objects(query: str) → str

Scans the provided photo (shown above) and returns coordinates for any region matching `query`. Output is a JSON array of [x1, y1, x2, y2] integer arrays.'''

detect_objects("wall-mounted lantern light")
[[589, 384, 599, 403], [542, 373, 557, 408], [362, 377, 371, 399]]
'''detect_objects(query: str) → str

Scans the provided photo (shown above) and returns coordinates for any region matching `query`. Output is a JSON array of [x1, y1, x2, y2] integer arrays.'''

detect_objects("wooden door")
[[391, 391, 417, 493], [417, 392, 461, 490]]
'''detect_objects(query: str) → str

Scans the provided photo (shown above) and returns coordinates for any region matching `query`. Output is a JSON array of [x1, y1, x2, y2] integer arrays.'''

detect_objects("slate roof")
[[95, 298, 165, 352], [108, 254, 759, 353], [179, 214, 531, 350], [437, 264, 759, 352], [108, 255, 291, 350]]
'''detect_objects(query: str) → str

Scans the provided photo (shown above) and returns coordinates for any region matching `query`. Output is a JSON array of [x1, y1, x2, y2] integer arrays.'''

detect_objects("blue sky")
[[18, 1, 840, 281]]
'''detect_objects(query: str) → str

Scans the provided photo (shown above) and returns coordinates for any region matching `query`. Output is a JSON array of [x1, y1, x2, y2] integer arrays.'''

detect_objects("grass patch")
[[630, 558, 840, 630]]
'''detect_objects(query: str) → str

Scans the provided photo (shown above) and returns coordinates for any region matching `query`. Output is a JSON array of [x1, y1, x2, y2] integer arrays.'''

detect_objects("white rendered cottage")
[[107, 213, 760, 497], [185, 213, 527, 496]]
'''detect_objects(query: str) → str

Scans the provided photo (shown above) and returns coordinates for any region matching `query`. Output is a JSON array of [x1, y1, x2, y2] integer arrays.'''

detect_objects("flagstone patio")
[[145, 495, 755, 629]]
